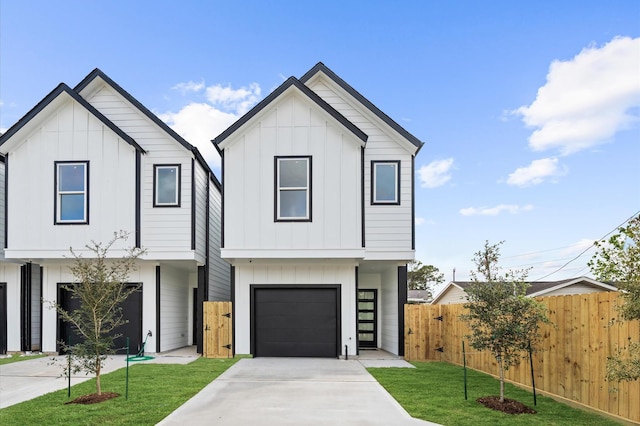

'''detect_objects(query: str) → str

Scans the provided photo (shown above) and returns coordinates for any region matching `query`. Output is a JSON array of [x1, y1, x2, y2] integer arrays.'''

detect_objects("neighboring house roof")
[[0, 83, 145, 153], [408, 289, 431, 303], [431, 276, 617, 304], [299, 62, 424, 154], [212, 75, 368, 150], [75, 68, 221, 190]]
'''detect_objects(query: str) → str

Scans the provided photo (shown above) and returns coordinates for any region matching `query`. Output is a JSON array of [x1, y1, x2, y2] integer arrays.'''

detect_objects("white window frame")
[[154, 164, 181, 207], [55, 161, 89, 224], [371, 160, 400, 205], [275, 156, 311, 221]]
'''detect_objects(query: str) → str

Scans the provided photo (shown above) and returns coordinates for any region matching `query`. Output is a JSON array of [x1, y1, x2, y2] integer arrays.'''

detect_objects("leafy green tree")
[[589, 215, 640, 382], [460, 241, 550, 402], [407, 260, 444, 301], [54, 231, 145, 395]]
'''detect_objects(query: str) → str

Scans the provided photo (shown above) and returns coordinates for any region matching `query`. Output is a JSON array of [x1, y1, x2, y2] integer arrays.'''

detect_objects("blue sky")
[[1, 1, 639, 287]]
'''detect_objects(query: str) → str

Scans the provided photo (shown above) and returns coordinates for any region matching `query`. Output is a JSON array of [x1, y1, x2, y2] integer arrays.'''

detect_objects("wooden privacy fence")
[[203, 301, 233, 358], [405, 292, 640, 423]]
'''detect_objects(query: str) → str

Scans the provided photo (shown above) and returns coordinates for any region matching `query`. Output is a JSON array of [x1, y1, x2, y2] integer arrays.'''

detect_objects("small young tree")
[[55, 231, 145, 395], [460, 241, 549, 403], [588, 215, 640, 382], [407, 260, 445, 301]]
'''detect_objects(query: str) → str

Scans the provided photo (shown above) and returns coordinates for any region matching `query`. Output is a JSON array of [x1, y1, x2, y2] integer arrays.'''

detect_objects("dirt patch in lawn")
[[477, 396, 537, 415], [65, 392, 120, 405]]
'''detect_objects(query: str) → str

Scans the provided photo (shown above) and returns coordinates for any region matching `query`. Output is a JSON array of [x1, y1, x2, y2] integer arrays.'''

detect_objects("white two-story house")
[[213, 63, 423, 358], [0, 69, 229, 355]]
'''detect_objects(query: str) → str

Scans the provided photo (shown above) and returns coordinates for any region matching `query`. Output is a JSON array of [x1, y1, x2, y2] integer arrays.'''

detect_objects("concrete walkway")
[[157, 358, 439, 426]]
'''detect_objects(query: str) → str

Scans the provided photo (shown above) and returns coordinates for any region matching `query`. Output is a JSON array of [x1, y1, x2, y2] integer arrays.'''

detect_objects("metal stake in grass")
[[126, 337, 130, 400], [462, 340, 468, 400]]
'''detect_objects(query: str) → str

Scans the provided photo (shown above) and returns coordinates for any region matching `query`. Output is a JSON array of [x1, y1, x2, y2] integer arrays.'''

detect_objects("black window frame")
[[153, 164, 181, 207], [54, 160, 90, 225], [274, 156, 312, 222], [371, 160, 400, 205]]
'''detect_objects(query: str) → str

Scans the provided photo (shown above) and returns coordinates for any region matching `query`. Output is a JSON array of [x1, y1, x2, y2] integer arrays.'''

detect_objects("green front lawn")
[[0, 357, 238, 425], [0, 354, 46, 365], [368, 362, 621, 426]]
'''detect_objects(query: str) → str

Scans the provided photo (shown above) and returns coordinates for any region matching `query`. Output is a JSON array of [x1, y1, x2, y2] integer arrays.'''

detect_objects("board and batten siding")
[[380, 266, 399, 354], [0, 263, 21, 351], [84, 85, 194, 256], [5, 99, 137, 255], [223, 92, 362, 253], [159, 264, 190, 351], [232, 261, 357, 356], [208, 179, 230, 301], [306, 79, 414, 259], [193, 161, 208, 263]]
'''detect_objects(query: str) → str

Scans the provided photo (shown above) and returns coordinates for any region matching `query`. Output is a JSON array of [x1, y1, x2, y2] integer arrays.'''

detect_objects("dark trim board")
[[155, 266, 161, 353], [0, 283, 7, 354], [397, 265, 407, 357], [196, 266, 206, 354], [250, 285, 341, 358]]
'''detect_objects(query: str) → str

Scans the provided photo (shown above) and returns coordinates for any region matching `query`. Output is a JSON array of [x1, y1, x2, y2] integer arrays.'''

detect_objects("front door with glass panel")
[[358, 290, 377, 348]]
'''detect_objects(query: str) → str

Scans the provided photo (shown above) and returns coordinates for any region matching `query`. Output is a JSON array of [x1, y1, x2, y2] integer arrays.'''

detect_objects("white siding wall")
[[208, 179, 230, 300], [233, 261, 357, 356], [0, 263, 21, 351], [223, 92, 362, 254], [306, 79, 414, 260], [5, 100, 137, 256], [83, 86, 194, 258], [380, 266, 399, 354], [160, 265, 190, 351], [435, 286, 468, 305]]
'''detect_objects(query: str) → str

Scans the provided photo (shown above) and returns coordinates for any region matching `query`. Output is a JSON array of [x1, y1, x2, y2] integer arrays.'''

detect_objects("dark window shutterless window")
[[371, 160, 400, 205], [154, 164, 181, 207], [55, 161, 89, 224], [275, 156, 311, 221]]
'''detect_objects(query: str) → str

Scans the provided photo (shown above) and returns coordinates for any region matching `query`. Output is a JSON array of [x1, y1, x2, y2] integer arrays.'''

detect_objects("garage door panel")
[[253, 286, 339, 358]]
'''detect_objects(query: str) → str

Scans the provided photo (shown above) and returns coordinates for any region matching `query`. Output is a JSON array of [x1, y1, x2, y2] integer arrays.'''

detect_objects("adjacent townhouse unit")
[[213, 63, 423, 358], [430, 276, 618, 305], [0, 69, 230, 355]]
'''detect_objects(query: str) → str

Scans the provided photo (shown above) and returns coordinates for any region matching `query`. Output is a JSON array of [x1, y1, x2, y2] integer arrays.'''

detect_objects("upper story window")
[[154, 164, 181, 207], [275, 156, 311, 221], [55, 161, 89, 224], [371, 160, 400, 205]]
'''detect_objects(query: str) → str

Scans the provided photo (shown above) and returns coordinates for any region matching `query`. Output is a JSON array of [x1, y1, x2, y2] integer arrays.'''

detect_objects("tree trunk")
[[95, 356, 102, 395], [497, 355, 505, 402]]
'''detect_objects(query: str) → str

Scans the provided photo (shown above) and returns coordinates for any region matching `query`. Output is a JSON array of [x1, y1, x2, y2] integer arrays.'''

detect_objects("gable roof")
[[300, 62, 424, 154], [212, 76, 368, 150], [431, 276, 617, 304], [0, 82, 144, 153], [75, 69, 221, 190]]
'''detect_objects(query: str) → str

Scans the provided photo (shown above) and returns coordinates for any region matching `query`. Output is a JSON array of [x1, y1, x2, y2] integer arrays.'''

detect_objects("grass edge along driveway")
[[0, 354, 46, 365], [367, 361, 623, 426], [0, 357, 238, 426]]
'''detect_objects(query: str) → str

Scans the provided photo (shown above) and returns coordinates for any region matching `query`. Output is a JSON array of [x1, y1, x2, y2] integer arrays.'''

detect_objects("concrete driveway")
[[158, 358, 439, 426]]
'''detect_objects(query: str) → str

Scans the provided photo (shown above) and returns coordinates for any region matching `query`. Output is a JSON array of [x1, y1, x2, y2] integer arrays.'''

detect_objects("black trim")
[[230, 265, 235, 357], [355, 267, 359, 355], [220, 150, 225, 248], [53, 161, 90, 225], [155, 266, 161, 353], [360, 147, 365, 248], [397, 265, 407, 357], [357, 289, 378, 348], [274, 156, 312, 222], [299, 62, 424, 153], [0, 283, 6, 354], [153, 164, 181, 207], [20, 265, 30, 351], [135, 151, 141, 248], [0, 83, 144, 153], [191, 159, 196, 250], [213, 77, 367, 147], [250, 284, 341, 358], [3, 154, 7, 249], [196, 266, 206, 354], [411, 156, 416, 250], [371, 160, 401, 205]]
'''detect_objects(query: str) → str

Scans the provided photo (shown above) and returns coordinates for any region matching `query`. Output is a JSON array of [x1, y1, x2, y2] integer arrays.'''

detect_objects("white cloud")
[[172, 80, 205, 94], [205, 83, 261, 115], [418, 158, 454, 188], [460, 204, 534, 216], [507, 157, 568, 187], [159, 103, 239, 170], [415, 217, 425, 225], [160, 81, 263, 170], [514, 36, 640, 155]]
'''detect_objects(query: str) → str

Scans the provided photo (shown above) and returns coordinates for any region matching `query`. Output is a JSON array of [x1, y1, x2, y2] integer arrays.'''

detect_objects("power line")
[[530, 210, 639, 281]]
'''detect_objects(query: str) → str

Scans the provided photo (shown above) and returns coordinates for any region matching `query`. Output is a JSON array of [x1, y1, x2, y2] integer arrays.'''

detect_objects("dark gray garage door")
[[57, 284, 142, 355], [252, 286, 339, 358]]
